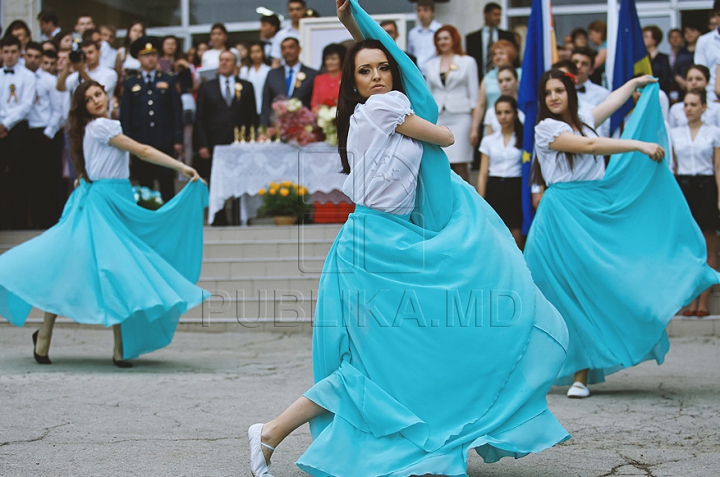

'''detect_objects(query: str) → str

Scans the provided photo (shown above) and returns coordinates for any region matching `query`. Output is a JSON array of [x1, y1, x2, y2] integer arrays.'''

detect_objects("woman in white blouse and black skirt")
[[670, 88, 720, 317], [477, 95, 524, 248]]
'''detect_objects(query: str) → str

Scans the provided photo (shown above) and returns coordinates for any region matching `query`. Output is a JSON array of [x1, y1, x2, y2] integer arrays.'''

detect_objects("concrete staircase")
[[2, 225, 720, 337], [0, 224, 342, 333]]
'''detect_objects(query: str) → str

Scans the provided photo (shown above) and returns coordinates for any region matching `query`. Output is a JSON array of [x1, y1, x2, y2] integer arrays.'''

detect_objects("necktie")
[[225, 79, 232, 106], [577, 86, 587, 93], [286, 68, 293, 96], [3, 69, 14, 74], [485, 29, 494, 74]]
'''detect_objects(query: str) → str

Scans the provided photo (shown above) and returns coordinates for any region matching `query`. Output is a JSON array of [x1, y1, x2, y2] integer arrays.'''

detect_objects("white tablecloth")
[[209, 142, 349, 223]]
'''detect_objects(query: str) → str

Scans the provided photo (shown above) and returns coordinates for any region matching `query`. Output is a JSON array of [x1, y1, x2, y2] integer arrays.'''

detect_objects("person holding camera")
[[56, 39, 117, 101]]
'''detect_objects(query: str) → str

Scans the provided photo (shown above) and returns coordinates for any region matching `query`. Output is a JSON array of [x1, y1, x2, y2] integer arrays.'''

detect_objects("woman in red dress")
[[310, 43, 347, 111]]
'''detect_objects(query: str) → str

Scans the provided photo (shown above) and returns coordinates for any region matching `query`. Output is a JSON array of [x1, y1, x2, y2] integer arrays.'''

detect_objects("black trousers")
[[28, 128, 64, 229], [131, 150, 176, 203], [0, 121, 30, 229]]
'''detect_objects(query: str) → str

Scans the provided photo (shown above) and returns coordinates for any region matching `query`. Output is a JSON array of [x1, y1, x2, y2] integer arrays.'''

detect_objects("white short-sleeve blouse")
[[534, 110, 605, 185], [342, 91, 423, 215], [668, 101, 720, 128], [479, 131, 522, 177], [670, 124, 720, 176], [83, 118, 129, 181]]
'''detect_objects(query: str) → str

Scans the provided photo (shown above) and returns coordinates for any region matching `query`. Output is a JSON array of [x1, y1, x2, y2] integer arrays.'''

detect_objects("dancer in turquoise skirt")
[[246, 2, 570, 476], [0, 81, 209, 368], [524, 69, 720, 398]]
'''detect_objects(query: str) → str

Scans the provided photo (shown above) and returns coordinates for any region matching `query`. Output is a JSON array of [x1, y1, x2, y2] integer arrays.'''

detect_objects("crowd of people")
[[0, 0, 719, 475], [2, 0, 718, 230]]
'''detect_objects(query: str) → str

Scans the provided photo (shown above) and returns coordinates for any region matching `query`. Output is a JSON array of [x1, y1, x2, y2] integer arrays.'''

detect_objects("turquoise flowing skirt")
[[295, 2, 570, 475], [525, 83, 720, 385], [0, 179, 210, 359]]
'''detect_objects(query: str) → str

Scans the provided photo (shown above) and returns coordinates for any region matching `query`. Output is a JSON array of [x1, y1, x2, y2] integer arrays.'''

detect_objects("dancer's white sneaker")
[[567, 382, 590, 398], [248, 423, 275, 477]]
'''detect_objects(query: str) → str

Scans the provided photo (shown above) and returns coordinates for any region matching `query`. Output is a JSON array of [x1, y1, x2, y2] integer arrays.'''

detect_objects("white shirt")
[[218, 74, 236, 103], [28, 69, 64, 138], [118, 47, 141, 72], [408, 19, 442, 76], [577, 81, 610, 137], [669, 101, 720, 128], [271, 26, 301, 63], [694, 28, 720, 102], [284, 63, 301, 97], [670, 124, 720, 176], [343, 91, 423, 215], [481, 26, 500, 73], [534, 110, 605, 185], [201, 47, 241, 69], [479, 130, 522, 177], [65, 65, 118, 101], [0, 64, 37, 130], [240, 64, 272, 115], [40, 27, 62, 42], [84, 118, 129, 180], [99, 41, 117, 69], [483, 108, 525, 133]]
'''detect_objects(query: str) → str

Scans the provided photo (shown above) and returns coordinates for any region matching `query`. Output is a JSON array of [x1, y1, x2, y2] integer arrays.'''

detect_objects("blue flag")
[[517, 0, 556, 235], [610, 0, 652, 135]]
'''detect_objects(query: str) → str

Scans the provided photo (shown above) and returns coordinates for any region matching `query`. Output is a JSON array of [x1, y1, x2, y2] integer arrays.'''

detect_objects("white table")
[[209, 142, 349, 224]]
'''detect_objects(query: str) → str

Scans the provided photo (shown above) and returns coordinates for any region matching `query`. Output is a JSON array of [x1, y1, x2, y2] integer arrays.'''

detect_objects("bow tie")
[[577, 86, 587, 93], [3, 69, 14, 74]]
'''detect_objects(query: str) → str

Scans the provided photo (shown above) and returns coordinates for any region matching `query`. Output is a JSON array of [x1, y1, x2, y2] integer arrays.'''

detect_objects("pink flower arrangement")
[[271, 98, 324, 146]]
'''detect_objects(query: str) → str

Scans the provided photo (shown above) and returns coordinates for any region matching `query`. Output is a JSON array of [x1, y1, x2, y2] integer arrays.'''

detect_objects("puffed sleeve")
[[479, 135, 492, 156], [535, 118, 572, 152], [86, 118, 123, 145], [361, 91, 414, 135]]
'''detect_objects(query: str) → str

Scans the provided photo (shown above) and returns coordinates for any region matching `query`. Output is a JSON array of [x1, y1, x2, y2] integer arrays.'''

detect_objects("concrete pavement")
[[1, 326, 718, 476]]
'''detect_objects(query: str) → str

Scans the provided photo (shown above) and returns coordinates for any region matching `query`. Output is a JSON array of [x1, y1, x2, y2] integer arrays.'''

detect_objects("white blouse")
[[670, 124, 720, 176], [668, 101, 720, 128], [534, 110, 605, 185], [240, 64, 272, 115], [479, 130, 522, 177], [84, 118, 129, 181], [343, 91, 423, 215]]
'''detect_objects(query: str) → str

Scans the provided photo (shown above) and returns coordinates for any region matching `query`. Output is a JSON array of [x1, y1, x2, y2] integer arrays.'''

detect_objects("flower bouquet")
[[132, 186, 164, 210], [316, 104, 338, 146], [256, 181, 312, 222], [271, 97, 324, 146]]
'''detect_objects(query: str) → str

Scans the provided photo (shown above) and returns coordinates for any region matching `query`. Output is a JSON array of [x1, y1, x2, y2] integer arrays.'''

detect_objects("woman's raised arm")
[[336, 0, 363, 42], [591, 75, 656, 128]]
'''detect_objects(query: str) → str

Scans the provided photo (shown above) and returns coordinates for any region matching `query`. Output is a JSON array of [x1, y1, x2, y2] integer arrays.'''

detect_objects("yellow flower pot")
[[273, 215, 297, 225]]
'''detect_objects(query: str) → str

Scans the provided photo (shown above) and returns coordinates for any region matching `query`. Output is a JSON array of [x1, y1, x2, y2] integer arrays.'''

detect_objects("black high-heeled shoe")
[[32, 330, 52, 365], [112, 357, 133, 368]]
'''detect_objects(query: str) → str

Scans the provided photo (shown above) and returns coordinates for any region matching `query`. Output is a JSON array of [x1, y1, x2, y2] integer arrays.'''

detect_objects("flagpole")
[[606, 0, 619, 90]]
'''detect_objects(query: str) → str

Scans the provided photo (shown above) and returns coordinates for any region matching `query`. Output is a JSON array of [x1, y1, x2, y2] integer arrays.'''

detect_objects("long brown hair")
[[530, 68, 597, 186], [337, 39, 405, 174], [68, 81, 105, 181]]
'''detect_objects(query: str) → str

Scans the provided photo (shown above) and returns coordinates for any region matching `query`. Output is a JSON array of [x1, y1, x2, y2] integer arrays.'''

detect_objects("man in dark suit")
[[195, 49, 258, 224], [260, 36, 318, 126], [120, 36, 183, 202], [465, 3, 516, 81]]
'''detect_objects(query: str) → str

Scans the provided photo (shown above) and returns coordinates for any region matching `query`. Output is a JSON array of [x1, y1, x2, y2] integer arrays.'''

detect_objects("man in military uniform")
[[120, 36, 183, 202]]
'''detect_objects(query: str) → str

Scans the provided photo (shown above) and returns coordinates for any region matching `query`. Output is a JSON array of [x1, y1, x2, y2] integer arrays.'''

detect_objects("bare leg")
[[259, 397, 327, 462], [36, 312, 57, 356], [573, 369, 589, 386], [510, 229, 525, 251], [450, 163, 470, 183], [112, 325, 123, 360]]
